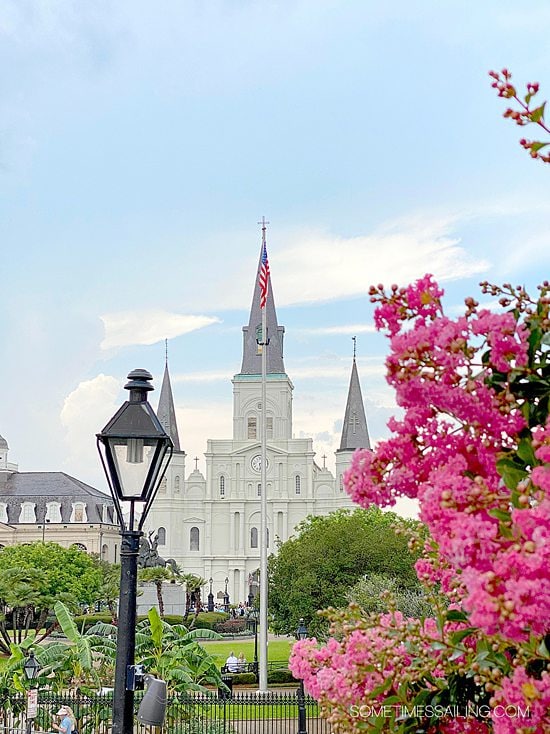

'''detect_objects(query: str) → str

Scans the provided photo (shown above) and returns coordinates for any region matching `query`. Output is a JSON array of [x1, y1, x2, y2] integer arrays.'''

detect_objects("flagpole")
[[259, 220, 269, 693], [259, 299, 268, 692]]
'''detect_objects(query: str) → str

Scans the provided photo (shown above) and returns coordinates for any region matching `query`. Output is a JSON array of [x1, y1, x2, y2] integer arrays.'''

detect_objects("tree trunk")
[[156, 581, 165, 617]]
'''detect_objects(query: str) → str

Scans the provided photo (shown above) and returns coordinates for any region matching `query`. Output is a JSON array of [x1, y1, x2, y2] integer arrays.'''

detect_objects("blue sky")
[[1, 1, 549, 512]]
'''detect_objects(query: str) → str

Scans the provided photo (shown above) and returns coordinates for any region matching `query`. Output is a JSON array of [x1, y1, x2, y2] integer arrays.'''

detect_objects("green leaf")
[[54, 601, 80, 644], [488, 508, 512, 522], [529, 103, 546, 123], [445, 609, 469, 623], [449, 627, 477, 645], [516, 437, 537, 466], [496, 458, 528, 489]]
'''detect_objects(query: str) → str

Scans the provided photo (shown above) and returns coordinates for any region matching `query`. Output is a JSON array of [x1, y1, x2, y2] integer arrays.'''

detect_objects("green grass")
[[198, 638, 293, 668]]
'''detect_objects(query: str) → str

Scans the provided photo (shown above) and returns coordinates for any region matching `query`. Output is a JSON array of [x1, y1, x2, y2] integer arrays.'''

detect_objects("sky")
[[1, 1, 549, 517]]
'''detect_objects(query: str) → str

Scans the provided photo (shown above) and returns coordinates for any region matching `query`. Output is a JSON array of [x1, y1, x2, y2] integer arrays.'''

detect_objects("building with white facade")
[[0, 433, 120, 559], [144, 247, 371, 605]]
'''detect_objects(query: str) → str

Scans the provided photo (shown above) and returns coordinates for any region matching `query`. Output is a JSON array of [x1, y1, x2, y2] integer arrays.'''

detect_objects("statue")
[[138, 531, 178, 571]]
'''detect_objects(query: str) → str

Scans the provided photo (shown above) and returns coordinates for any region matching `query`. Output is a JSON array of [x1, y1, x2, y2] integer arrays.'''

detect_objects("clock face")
[[251, 454, 269, 472]]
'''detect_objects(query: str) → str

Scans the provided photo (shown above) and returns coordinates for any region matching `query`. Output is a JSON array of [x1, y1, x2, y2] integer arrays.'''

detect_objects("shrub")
[[231, 672, 257, 685], [214, 619, 247, 634], [267, 669, 297, 684]]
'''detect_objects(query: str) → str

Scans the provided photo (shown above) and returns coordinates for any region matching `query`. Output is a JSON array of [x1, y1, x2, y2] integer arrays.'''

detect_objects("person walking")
[[52, 706, 73, 734]]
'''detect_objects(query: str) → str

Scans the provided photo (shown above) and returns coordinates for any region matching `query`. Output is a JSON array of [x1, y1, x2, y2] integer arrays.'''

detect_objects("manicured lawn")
[[198, 637, 293, 667]]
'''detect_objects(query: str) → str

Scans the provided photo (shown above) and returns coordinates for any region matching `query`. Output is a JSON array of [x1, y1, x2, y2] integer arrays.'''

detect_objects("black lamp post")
[[208, 577, 214, 612], [24, 650, 40, 734], [97, 369, 173, 734], [246, 607, 259, 674], [224, 576, 230, 612], [296, 619, 308, 734]]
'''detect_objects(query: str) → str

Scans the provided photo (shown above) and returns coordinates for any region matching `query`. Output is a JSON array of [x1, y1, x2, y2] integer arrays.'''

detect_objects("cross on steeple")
[[258, 216, 270, 234], [352, 335, 357, 361], [321, 454, 327, 469], [194, 457, 199, 470]]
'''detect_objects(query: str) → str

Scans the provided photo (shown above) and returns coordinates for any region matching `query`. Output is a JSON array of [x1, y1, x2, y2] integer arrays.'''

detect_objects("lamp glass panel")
[[109, 437, 158, 499]]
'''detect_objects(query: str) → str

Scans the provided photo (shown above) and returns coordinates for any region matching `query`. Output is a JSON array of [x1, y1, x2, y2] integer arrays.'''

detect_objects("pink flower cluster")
[[291, 277, 550, 732], [490, 666, 550, 734], [344, 276, 547, 642]]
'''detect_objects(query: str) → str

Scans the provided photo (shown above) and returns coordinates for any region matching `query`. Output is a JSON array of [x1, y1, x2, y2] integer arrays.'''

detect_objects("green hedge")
[[267, 669, 297, 684], [188, 612, 228, 630], [214, 619, 247, 634], [231, 672, 257, 685]]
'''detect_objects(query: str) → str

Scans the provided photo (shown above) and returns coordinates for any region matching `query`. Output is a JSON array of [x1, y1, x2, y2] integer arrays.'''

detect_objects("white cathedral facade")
[[143, 247, 371, 606]]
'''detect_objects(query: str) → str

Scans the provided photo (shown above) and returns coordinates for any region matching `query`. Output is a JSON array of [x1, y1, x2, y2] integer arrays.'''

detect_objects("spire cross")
[[165, 338, 168, 365], [352, 336, 357, 361], [321, 454, 327, 469], [258, 216, 270, 237], [194, 457, 199, 470]]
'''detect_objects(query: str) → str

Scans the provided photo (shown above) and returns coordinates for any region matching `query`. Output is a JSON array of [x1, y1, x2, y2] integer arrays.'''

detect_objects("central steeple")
[[240, 230, 286, 376], [233, 226, 294, 442]]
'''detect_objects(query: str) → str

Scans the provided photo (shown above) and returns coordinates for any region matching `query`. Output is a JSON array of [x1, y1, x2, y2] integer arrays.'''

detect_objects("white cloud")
[[188, 214, 490, 312], [273, 218, 488, 307], [60, 374, 121, 486], [100, 310, 221, 350]]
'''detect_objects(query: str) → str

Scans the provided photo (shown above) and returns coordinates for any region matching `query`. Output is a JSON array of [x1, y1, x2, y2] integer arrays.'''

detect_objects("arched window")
[[0, 503, 7, 523], [157, 527, 166, 545], [295, 475, 301, 495], [219, 475, 225, 498], [190, 527, 200, 551], [101, 544, 108, 559], [72, 543, 87, 551], [250, 527, 258, 548], [247, 417, 257, 439], [19, 502, 36, 523]]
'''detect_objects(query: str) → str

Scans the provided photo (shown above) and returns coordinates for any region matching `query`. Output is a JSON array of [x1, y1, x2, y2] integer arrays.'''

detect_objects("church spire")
[[157, 341, 181, 452], [240, 224, 286, 375], [338, 339, 371, 452]]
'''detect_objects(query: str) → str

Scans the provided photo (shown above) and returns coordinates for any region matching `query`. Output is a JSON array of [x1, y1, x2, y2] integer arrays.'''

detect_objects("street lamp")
[[24, 650, 40, 734], [246, 607, 259, 674], [224, 576, 230, 612], [97, 369, 173, 734], [41, 518, 50, 543], [208, 577, 214, 612], [296, 619, 308, 734]]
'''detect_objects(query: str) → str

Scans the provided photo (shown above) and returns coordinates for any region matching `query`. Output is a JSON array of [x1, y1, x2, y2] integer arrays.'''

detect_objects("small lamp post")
[[24, 650, 40, 734], [296, 619, 308, 734], [224, 576, 230, 612], [208, 577, 214, 612], [97, 369, 173, 734], [246, 607, 259, 674], [41, 518, 50, 543]]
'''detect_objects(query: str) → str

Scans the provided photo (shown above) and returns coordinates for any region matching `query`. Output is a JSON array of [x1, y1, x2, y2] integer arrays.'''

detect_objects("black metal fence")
[[0, 690, 330, 734]]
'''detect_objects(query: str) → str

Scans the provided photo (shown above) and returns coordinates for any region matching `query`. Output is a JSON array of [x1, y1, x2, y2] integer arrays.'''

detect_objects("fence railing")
[[0, 690, 330, 734]]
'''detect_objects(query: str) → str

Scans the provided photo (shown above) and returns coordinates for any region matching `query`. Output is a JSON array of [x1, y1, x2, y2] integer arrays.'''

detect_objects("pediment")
[[230, 444, 289, 458]]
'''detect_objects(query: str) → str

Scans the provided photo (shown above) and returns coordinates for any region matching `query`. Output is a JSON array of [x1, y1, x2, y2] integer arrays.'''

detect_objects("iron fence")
[[0, 690, 330, 734]]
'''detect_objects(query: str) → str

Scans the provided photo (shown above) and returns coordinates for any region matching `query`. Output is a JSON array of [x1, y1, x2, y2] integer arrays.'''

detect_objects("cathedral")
[[144, 245, 371, 606]]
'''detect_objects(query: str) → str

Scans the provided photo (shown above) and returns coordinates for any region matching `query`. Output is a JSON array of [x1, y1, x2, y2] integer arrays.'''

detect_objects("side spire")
[[240, 221, 286, 375], [157, 342, 181, 452], [338, 338, 371, 451]]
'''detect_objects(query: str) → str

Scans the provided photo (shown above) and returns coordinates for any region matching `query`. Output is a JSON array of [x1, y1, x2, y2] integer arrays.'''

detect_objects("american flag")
[[258, 240, 270, 309]]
